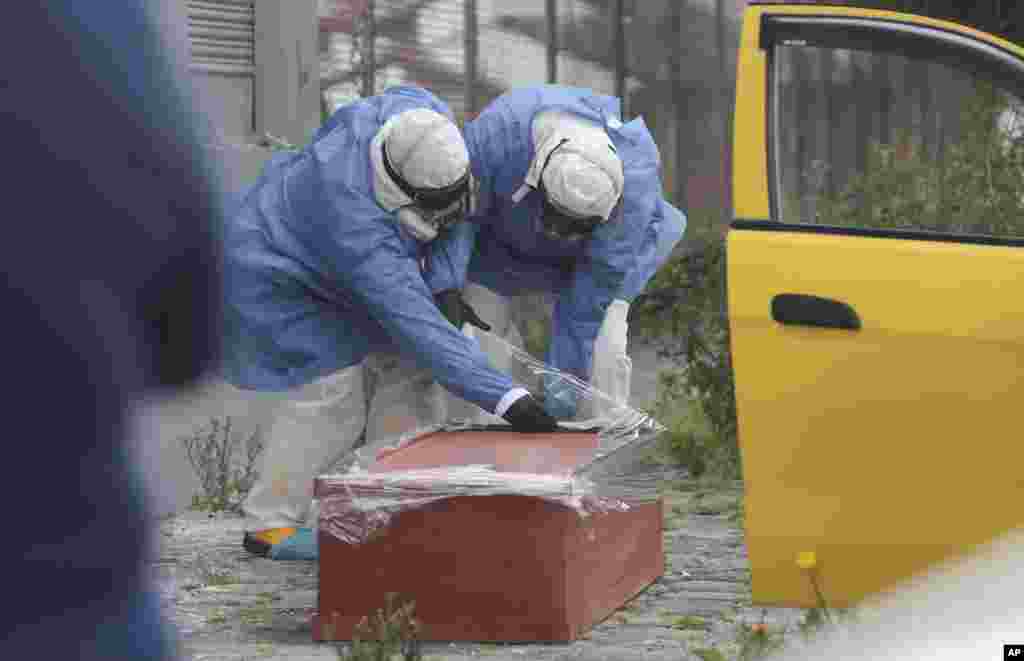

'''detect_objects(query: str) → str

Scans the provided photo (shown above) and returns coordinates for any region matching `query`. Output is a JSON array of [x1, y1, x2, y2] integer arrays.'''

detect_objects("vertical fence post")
[[671, 1, 686, 209], [794, 50, 811, 222], [546, 0, 558, 83], [716, 0, 730, 220], [822, 49, 836, 201], [361, 0, 376, 98], [615, 0, 627, 116], [465, 0, 478, 119]]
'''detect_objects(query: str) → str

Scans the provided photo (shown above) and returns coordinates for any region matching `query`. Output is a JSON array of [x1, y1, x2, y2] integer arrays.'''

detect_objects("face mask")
[[515, 138, 618, 242], [537, 181, 605, 242], [383, 141, 474, 243], [396, 191, 472, 243]]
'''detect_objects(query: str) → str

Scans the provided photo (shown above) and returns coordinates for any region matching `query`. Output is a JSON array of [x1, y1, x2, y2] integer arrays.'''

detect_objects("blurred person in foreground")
[[427, 85, 686, 423], [0, 2, 222, 659], [223, 85, 560, 562]]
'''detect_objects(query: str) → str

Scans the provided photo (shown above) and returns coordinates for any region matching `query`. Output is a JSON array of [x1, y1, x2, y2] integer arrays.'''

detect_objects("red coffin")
[[312, 428, 664, 642]]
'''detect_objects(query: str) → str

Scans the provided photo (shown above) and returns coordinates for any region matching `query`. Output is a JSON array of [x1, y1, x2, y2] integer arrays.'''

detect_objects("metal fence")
[[317, 0, 1024, 224], [773, 46, 978, 225], [318, 0, 743, 220]]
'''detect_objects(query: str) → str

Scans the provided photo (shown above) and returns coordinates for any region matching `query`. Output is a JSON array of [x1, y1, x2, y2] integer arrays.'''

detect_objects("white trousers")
[[241, 354, 446, 532], [448, 282, 633, 423]]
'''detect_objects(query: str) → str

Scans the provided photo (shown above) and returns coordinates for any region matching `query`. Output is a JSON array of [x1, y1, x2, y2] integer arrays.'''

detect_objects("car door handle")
[[771, 294, 861, 331]]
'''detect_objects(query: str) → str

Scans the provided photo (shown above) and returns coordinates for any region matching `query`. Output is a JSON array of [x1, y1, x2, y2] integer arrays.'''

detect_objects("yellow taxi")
[[729, 2, 1024, 609]]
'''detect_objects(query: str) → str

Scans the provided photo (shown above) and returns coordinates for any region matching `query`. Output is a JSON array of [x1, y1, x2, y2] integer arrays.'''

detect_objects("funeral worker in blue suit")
[[223, 86, 559, 561], [426, 85, 687, 422]]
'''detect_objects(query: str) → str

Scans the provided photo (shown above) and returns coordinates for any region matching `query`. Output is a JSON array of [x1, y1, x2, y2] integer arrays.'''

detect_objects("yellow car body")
[[729, 3, 1024, 608]]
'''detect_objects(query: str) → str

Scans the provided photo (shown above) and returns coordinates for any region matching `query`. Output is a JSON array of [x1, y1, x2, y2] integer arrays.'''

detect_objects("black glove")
[[501, 394, 561, 433], [434, 289, 492, 332]]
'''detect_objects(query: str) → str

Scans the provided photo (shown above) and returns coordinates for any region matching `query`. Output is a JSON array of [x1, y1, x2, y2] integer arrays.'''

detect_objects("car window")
[[773, 44, 1024, 240]]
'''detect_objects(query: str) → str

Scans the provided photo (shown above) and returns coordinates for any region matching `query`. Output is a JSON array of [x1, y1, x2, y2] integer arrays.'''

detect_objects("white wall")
[[187, 0, 320, 194], [130, 1, 322, 519], [254, 0, 321, 148]]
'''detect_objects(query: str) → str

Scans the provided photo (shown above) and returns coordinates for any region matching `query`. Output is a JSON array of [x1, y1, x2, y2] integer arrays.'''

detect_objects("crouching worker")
[[222, 86, 559, 561], [427, 85, 687, 422]]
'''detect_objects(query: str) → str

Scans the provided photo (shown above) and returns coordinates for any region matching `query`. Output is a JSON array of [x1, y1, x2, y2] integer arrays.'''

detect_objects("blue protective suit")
[[222, 86, 517, 413], [424, 85, 686, 387]]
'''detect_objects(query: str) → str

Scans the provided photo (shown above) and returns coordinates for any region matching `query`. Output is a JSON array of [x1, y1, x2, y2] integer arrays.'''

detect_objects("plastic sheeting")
[[315, 332, 667, 545]]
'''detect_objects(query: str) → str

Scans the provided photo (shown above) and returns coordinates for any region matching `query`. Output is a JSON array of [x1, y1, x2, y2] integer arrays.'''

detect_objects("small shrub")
[[181, 415, 264, 513], [693, 490, 743, 517], [798, 607, 827, 639], [693, 648, 728, 661], [258, 132, 298, 151], [632, 210, 740, 480], [191, 550, 237, 588], [206, 608, 228, 626], [204, 572, 238, 588], [727, 498, 745, 524], [239, 601, 274, 627], [668, 615, 708, 630], [653, 374, 739, 480], [336, 592, 422, 661], [797, 606, 858, 640], [736, 620, 786, 660]]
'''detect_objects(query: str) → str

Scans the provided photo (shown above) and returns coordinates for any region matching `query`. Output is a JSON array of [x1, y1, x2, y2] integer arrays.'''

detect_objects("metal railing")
[[318, 0, 740, 217], [318, 0, 1024, 220]]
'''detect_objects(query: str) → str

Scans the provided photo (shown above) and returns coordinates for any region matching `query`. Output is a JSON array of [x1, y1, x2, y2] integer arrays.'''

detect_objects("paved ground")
[[148, 337, 823, 660], [152, 480, 814, 661]]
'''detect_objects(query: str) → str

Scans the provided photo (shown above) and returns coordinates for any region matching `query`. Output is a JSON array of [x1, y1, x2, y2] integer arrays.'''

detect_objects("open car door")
[[729, 3, 1024, 608]]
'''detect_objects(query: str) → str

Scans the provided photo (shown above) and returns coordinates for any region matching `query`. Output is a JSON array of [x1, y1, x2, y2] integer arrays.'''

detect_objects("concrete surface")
[[152, 481, 812, 661]]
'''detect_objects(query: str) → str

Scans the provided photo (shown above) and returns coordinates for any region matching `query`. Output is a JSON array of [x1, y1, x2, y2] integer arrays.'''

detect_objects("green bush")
[[815, 80, 1024, 235], [633, 211, 739, 479], [336, 593, 422, 661], [736, 621, 787, 661], [651, 371, 738, 480], [181, 416, 264, 513]]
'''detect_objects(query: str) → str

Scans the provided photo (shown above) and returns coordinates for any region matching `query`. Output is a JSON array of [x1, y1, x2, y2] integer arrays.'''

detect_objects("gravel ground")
[[152, 480, 817, 661]]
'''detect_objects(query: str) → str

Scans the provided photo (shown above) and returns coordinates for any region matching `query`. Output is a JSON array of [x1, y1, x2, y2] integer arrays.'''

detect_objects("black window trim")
[[760, 14, 1024, 97], [766, 35, 780, 230], [754, 11, 1024, 246]]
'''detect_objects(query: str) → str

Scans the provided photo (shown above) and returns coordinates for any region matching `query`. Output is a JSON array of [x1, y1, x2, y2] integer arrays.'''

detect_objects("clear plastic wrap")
[[316, 332, 668, 545]]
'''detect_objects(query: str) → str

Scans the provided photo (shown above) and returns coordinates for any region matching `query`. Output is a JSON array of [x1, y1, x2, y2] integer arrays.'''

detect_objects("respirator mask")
[[383, 141, 474, 243], [514, 138, 620, 243]]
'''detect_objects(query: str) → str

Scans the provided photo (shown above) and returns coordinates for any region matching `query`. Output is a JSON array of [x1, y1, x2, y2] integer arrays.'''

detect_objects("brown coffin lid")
[[314, 427, 601, 498], [373, 427, 600, 474]]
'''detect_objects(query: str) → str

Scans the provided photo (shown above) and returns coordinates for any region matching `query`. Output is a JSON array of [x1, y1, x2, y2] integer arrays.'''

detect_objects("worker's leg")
[[445, 282, 517, 424], [294, 354, 448, 531], [241, 364, 367, 558], [582, 299, 633, 420], [592, 202, 682, 420], [362, 352, 448, 444]]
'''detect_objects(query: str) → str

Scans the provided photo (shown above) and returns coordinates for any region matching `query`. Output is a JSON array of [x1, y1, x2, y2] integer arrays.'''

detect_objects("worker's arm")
[[544, 161, 662, 418], [287, 166, 528, 415]]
